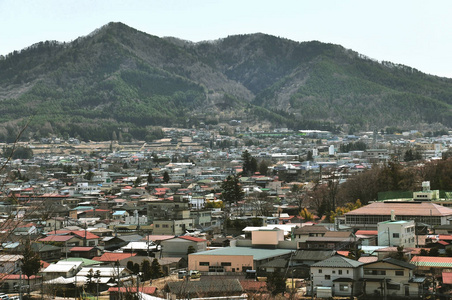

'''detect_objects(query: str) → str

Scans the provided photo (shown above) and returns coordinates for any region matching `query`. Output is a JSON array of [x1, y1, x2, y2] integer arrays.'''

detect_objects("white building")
[[377, 218, 415, 248], [310, 256, 364, 297]]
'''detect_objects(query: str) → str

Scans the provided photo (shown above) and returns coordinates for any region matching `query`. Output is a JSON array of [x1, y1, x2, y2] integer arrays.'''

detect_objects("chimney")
[[391, 210, 395, 221]]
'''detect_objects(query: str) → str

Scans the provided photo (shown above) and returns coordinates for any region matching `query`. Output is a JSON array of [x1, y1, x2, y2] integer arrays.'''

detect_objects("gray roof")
[[364, 257, 415, 270], [293, 250, 335, 262], [190, 247, 293, 261], [259, 258, 288, 268], [312, 255, 364, 268], [167, 278, 243, 295]]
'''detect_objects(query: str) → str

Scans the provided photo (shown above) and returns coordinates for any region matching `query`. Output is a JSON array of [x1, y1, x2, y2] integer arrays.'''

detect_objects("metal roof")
[[312, 255, 364, 268], [190, 247, 293, 261]]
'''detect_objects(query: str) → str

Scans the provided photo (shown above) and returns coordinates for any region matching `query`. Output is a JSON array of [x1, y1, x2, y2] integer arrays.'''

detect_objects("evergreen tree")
[[266, 271, 286, 295], [21, 240, 42, 296], [141, 260, 152, 281], [127, 261, 134, 271], [220, 175, 244, 208], [163, 171, 170, 183], [147, 171, 154, 184], [150, 258, 163, 279], [242, 150, 252, 176]]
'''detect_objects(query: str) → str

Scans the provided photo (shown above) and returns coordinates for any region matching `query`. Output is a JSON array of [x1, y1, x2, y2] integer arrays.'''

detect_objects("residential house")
[[161, 236, 207, 258], [362, 258, 426, 299], [189, 247, 292, 274], [292, 225, 329, 242], [41, 261, 82, 280], [0, 255, 22, 273], [310, 256, 364, 298]]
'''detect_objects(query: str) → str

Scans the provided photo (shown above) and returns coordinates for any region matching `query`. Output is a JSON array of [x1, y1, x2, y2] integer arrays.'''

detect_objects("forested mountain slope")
[[0, 22, 450, 141]]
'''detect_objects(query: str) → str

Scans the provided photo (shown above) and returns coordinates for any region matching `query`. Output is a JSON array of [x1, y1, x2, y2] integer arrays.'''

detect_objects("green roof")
[[190, 247, 293, 261], [59, 258, 101, 267]]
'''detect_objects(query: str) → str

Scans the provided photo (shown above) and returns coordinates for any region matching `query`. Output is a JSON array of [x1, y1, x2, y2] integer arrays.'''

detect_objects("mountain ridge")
[[0, 22, 450, 141]]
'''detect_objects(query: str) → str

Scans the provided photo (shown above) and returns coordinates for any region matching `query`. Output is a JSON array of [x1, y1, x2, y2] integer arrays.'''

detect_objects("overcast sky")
[[1, 0, 451, 78]]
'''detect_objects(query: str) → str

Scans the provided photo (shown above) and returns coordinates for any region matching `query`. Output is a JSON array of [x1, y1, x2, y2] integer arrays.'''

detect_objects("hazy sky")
[[1, 0, 451, 78]]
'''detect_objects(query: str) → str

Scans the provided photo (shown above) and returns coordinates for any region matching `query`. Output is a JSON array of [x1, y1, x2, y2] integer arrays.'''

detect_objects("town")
[[1, 124, 452, 300]]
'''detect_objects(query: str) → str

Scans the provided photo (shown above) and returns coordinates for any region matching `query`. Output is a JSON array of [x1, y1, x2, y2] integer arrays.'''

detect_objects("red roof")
[[411, 256, 452, 263], [439, 235, 452, 241], [70, 247, 94, 252], [239, 280, 267, 292], [178, 235, 207, 242], [71, 231, 100, 240], [355, 230, 378, 236], [41, 260, 50, 269], [336, 251, 350, 257], [0, 274, 40, 280], [443, 272, 452, 284], [39, 235, 77, 242], [93, 252, 136, 262]]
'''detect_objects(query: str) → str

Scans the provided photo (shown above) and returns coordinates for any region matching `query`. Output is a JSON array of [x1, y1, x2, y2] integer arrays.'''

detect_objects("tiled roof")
[[358, 256, 378, 263], [365, 257, 415, 270], [443, 272, 452, 284], [355, 230, 378, 236], [345, 202, 452, 217], [178, 235, 207, 242], [71, 231, 100, 240], [239, 280, 267, 292], [93, 252, 136, 262], [312, 256, 364, 268], [411, 256, 452, 268], [70, 247, 94, 252], [38, 235, 76, 242]]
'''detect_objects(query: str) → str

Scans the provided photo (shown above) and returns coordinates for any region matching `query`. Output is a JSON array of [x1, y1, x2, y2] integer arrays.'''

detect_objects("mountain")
[[0, 22, 451, 141]]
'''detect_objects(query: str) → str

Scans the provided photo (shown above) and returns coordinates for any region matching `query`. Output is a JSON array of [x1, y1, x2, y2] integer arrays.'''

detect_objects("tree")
[[20, 239, 42, 296], [266, 271, 286, 295], [147, 171, 154, 184], [299, 208, 314, 222], [84, 170, 94, 181], [242, 150, 252, 176], [141, 260, 152, 281], [187, 245, 196, 255], [127, 261, 134, 271], [258, 160, 269, 176], [85, 268, 96, 294], [220, 175, 244, 209], [150, 258, 163, 279], [132, 263, 140, 275], [163, 171, 170, 183], [134, 176, 142, 187], [306, 150, 313, 161]]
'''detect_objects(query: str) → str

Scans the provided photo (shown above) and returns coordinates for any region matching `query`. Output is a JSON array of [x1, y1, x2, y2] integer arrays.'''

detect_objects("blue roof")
[[113, 210, 127, 216]]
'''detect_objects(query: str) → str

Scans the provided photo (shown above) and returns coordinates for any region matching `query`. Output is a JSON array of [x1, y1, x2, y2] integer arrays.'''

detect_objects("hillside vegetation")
[[0, 22, 451, 141]]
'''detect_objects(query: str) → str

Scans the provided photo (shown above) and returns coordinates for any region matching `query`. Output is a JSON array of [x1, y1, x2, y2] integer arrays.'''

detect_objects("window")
[[199, 262, 209, 266], [364, 269, 386, 275], [393, 233, 400, 238], [339, 284, 349, 291], [332, 270, 335, 274], [163, 224, 169, 228], [395, 270, 404, 276], [324, 275, 331, 280], [338, 270, 342, 275], [155, 224, 160, 228], [318, 269, 322, 274], [221, 262, 231, 266]]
